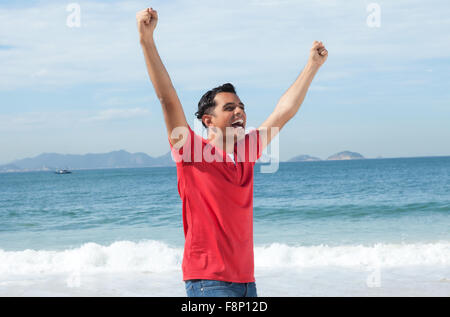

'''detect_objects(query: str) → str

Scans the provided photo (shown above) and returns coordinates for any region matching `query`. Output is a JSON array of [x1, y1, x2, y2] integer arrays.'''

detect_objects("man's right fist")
[[308, 41, 328, 67], [136, 7, 158, 41]]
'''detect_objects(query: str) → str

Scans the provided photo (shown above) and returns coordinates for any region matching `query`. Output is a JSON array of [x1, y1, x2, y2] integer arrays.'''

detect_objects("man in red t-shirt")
[[136, 7, 328, 297]]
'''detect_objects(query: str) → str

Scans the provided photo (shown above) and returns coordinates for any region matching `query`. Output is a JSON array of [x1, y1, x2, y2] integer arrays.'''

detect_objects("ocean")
[[0, 157, 449, 296]]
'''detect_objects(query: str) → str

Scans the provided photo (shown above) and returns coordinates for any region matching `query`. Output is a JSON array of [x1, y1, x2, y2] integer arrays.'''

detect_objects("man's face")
[[203, 92, 247, 142]]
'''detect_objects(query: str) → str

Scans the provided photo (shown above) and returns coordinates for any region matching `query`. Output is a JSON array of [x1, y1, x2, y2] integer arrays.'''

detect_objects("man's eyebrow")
[[223, 102, 245, 108]]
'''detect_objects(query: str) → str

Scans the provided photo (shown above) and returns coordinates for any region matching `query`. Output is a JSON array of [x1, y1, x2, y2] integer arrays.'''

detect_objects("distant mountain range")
[[287, 154, 322, 162], [287, 151, 366, 162], [0, 150, 367, 173], [0, 150, 175, 172], [327, 151, 365, 160]]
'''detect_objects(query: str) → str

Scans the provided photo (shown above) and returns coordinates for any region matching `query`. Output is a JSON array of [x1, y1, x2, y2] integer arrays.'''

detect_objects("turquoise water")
[[1, 156, 449, 251]]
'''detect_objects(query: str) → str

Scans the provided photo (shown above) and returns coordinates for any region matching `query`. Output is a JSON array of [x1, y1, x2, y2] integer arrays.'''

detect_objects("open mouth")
[[231, 118, 244, 129]]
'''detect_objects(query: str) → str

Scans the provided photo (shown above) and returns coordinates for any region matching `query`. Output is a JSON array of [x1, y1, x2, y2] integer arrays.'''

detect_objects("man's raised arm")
[[258, 41, 328, 151], [136, 8, 189, 148]]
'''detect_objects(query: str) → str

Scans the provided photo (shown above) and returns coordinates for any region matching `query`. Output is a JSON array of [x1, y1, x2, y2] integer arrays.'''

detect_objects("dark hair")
[[195, 83, 237, 128]]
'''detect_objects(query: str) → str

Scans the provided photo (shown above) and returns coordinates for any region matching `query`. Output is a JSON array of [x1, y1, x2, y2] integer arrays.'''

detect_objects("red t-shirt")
[[168, 125, 262, 283]]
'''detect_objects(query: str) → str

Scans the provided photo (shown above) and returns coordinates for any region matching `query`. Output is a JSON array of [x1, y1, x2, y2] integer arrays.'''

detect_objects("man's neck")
[[207, 134, 235, 154]]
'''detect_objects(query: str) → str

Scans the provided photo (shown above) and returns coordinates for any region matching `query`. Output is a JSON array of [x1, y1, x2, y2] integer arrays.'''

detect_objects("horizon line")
[[1, 149, 450, 167]]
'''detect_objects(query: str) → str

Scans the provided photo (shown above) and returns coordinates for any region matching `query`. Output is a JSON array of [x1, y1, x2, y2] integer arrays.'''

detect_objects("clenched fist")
[[309, 41, 328, 67], [136, 7, 158, 42]]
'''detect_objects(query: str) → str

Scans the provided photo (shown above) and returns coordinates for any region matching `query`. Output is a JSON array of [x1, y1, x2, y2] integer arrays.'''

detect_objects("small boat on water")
[[55, 169, 72, 174]]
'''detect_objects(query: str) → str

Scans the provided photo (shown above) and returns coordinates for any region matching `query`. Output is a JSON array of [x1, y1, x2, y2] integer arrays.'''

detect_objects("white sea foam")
[[0, 240, 182, 275], [1, 240, 449, 296], [254, 242, 450, 268], [0, 240, 448, 276]]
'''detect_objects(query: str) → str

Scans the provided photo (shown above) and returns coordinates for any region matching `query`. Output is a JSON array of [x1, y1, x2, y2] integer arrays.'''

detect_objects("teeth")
[[232, 119, 244, 125]]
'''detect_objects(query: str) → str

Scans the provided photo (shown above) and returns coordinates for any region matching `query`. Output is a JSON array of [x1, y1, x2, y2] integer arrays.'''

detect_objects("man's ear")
[[202, 114, 213, 127]]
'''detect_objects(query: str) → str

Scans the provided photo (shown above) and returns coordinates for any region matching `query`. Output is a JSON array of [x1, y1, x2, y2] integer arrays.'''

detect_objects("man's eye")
[[225, 105, 244, 111]]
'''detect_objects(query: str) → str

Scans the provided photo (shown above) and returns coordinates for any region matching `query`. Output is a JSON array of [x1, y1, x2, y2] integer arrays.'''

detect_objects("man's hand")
[[136, 7, 158, 43], [308, 41, 328, 67]]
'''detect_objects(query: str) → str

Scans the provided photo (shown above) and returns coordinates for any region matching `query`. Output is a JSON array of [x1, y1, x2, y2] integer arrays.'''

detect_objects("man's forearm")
[[275, 62, 320, 119], [140, 38, 180, 106], [137, 8, 188, 140]]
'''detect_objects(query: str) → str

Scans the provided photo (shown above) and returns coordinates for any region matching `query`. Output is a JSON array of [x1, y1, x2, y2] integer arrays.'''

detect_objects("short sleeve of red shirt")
[[168, 125, 262, 283]]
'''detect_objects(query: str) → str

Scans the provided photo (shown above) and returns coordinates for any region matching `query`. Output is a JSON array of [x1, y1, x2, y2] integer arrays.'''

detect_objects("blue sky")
[[0, 0, 449, 164]]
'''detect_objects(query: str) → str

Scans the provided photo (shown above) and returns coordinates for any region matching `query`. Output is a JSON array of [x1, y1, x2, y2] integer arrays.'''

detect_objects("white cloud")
[[94, 95, 154, 108], [0, 0, 449, 91], [84, 107, 150, 122], [0, 111, 76, 132], [30, 68, 49, 78], [0, 107, 151, 132], [1, 0, 449, 163]]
